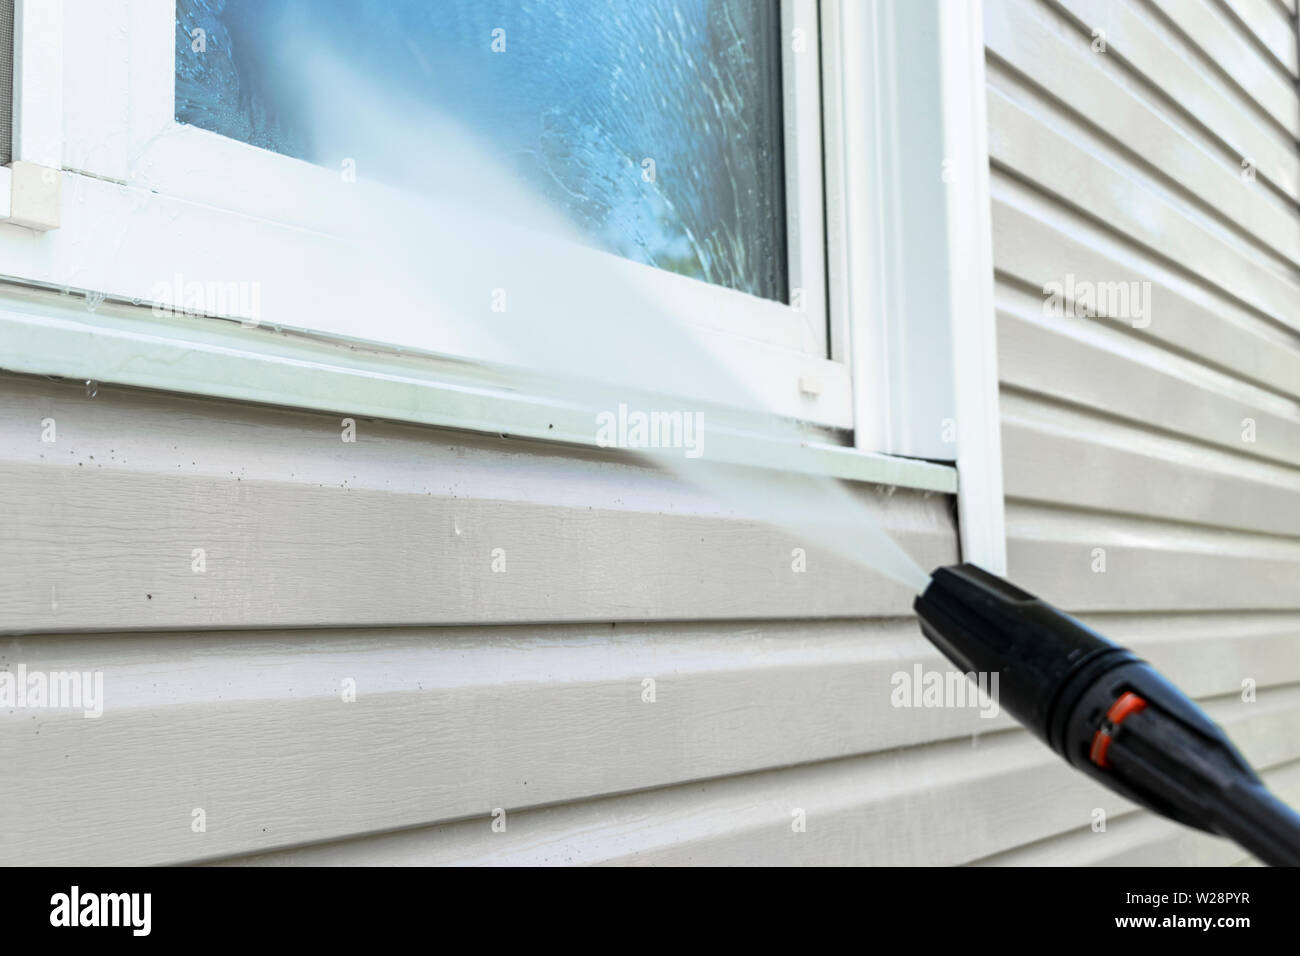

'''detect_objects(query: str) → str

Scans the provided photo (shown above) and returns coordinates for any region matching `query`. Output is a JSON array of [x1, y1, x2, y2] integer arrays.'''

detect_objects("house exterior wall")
[[984, 0, 1300, 863], [0, 368, 964, 865], [2, 0, 1298, 866]]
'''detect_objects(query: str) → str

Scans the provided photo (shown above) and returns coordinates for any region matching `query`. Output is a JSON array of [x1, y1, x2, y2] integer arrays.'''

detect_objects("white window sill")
[[0, 287, 957, 494]]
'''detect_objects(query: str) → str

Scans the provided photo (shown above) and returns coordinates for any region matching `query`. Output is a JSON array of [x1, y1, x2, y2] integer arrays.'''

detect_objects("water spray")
[[177, 4, 1300, 867], [914, 563, 1300, 866]]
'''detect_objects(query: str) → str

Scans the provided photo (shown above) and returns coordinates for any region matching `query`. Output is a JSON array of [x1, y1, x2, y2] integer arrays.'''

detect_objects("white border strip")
[[940, 0, 1007, 572], [0, 290, 958, 493], [12, 0, 62, 168], [781, 0, 829, 356], [826, 0, 962, 462], [823, 0, 1005, 565]]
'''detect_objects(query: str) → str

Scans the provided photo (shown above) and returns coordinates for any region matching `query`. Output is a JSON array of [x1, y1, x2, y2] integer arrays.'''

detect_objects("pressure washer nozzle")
[[913, 563, 1300, 866]]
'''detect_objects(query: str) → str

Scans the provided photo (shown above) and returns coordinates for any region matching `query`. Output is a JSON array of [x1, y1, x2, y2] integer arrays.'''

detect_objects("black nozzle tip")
[[917, 562, 1036, 608], [913, 563, 1127, 748]]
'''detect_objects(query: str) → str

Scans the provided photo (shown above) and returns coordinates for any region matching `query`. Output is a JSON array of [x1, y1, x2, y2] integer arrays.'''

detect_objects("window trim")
[[779, 0, 829, 357], [10, 0, 60, 170], [0, 282, 957, 493], [0, 0, 61, 230], [822, 0, 1006, 570], [939, 0, 1006, 573]]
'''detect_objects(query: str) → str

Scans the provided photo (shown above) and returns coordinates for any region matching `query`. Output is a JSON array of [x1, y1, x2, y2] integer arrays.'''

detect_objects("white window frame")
[[0, 0, 1005, 566], [821, 0, 1006, 570], [17, 0, 849, 425]]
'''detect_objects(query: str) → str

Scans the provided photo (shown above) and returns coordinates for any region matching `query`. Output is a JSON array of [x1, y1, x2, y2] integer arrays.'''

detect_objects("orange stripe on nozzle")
[[1090, 692, 1148, 769]]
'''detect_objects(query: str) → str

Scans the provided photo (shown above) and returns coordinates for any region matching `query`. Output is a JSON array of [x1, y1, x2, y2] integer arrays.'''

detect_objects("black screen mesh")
[[0, 0, 13, 166]]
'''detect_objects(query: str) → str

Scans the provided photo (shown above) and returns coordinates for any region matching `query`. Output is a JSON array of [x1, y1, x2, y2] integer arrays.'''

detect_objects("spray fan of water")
[[172, 10, 936, 595]]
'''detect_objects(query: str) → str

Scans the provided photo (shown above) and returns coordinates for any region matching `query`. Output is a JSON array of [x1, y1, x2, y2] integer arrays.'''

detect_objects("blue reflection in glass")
[[175, 0, 788, 302]]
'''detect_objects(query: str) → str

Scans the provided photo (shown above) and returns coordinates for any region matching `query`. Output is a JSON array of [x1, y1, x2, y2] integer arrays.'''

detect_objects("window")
[[175, 0, 790, 304], [1, 0, 1004, 555], [39, 0, 845, 429]]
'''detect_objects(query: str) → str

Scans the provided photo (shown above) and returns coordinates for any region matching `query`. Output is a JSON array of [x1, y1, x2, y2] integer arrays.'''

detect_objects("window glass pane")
[[175, 0, 789, 303]]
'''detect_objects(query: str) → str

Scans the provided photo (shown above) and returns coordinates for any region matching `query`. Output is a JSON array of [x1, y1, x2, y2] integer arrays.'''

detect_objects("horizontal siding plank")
[[0, 375, 955, 632], [986, 0, 1300, 869], [1218, 0, 1299, 77], [4, 616, 1296, 866], [210, 689, 1300, 866], [1002, 389, 1300, 535], [997, 293, 1300, 469], [977, 759, 1300, 865], [1149, 0, 1300, 136], [0, 461, 945, 629], [987, 85, 1300, 331], [986, 2, 1300, 264], [1006, 501, 1300, 611], [0, 619, 991, 866], [1088, 611, 1300, 699], [1047, 0, 1300, 200], [0, 618, 992, 866], [991, 180, 1300, 399]]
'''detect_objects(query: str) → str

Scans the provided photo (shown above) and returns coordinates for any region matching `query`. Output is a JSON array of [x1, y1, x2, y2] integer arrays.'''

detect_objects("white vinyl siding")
[[983, 0, 1300, 864], [0, 368, 959, 865], [6, 0, 1297, 868], [1, 0, 983, 867]]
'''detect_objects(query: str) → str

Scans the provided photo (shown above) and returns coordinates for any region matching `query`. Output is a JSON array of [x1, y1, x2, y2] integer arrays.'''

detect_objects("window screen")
[[0, 0, 14, 166]]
